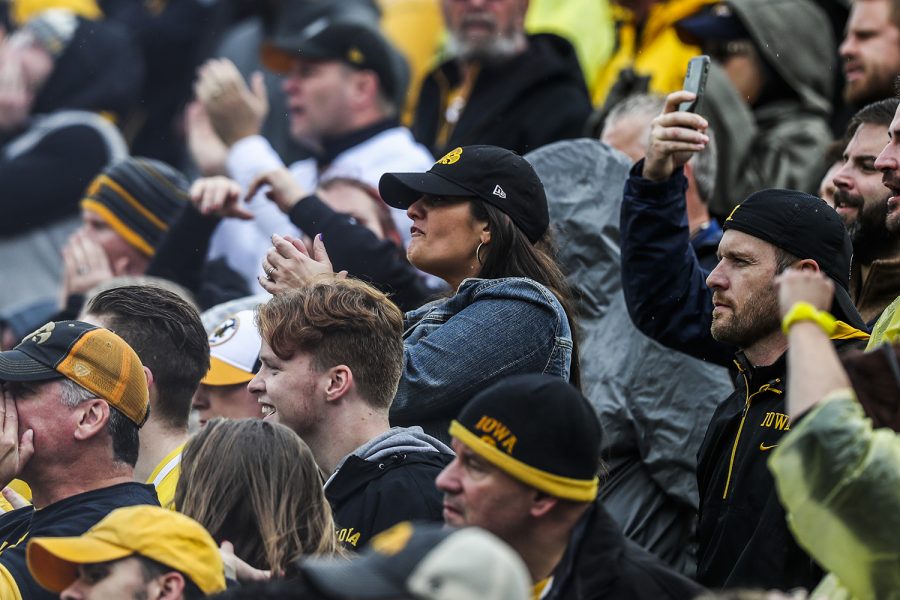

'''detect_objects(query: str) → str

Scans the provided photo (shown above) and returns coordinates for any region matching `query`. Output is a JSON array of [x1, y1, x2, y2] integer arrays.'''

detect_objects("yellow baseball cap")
[[26, 505, 226, 595]]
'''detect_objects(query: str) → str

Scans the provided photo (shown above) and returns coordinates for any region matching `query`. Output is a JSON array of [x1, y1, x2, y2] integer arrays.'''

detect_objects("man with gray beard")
[[832, 98, 900, 324], [411, 0, 591, 156]]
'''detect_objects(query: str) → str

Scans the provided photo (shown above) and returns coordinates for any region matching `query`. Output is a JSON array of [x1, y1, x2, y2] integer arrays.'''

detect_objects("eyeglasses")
[[705, 39, 755, 63]]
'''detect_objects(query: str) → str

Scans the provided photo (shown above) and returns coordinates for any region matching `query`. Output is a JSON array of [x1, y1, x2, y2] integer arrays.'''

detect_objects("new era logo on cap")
[[492, 185, 506, 199]]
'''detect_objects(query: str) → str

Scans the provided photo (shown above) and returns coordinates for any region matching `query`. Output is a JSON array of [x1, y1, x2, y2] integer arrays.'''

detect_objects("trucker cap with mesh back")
[[0, 321, 149, 426]]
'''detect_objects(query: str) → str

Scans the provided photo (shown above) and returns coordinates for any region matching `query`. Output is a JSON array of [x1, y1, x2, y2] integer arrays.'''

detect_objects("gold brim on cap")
[[202, 356, 254, 386], [27, 536, 134, 593], [260, 43, 297, 75], [449, 421, 599, 502]]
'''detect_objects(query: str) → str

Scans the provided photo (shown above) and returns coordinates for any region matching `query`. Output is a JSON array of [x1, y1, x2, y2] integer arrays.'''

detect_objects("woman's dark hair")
[[470, 201, 581, 388]]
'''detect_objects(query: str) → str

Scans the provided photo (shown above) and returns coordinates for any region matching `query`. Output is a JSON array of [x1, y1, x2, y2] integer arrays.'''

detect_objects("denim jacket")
[[390, 276, 574, 441]]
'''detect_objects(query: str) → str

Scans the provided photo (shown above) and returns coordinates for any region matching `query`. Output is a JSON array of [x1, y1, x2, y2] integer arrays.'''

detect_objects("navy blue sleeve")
[[619, 160, 734, 366]]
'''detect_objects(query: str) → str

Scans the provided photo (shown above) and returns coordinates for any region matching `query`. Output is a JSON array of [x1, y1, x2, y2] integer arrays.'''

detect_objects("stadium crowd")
[[0, 0, 897, 598]]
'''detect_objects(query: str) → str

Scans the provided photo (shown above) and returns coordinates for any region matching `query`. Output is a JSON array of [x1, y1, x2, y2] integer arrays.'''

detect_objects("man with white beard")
[[411, 0, 592, 157]]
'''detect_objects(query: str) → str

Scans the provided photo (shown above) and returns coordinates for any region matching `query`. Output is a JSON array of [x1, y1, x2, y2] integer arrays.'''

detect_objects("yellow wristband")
[[781, 301, 837, 336]]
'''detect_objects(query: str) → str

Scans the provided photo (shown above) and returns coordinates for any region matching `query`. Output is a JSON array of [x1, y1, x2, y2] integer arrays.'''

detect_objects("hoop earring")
[[476, 241, 486, 265]]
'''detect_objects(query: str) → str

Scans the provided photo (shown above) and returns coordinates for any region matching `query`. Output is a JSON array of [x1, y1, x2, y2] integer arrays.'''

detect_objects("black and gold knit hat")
[[449, 374, 601, 502], [81, 157, 189, 257]]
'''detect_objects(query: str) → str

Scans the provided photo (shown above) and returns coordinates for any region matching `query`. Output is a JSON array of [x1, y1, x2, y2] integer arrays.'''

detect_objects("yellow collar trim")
[[449, 421, 598, 502], [831, 320, 870, 341], [147, 443, 185, 487]]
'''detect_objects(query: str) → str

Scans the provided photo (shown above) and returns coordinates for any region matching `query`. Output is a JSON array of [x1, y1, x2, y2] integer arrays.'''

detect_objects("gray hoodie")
[[325, 426, 453, 488], [701, 0, 835, 216]]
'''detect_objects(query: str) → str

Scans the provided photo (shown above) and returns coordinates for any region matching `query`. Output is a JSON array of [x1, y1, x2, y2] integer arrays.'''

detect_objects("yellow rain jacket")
[[592, 0, 717, 105]]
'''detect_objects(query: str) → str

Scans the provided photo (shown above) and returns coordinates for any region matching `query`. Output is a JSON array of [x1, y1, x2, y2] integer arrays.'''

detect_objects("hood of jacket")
[[32, 16, 144, 120], [326, 426, 453, 485], [727, 0, 834, 116]]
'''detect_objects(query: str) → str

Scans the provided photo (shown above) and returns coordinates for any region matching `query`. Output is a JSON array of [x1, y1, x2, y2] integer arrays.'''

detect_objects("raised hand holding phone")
[[642, 57, 711, 182], [678, 55, 710, 113]]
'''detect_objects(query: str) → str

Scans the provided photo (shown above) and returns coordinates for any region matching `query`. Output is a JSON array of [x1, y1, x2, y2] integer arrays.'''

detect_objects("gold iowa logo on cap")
[[370, 521, 413, 556], [474, 415, 518, 454], [437, 147, 463, 165], [347, 47, 364, 64], [726, 204, 741, 222], [27, 322, 55, 345]]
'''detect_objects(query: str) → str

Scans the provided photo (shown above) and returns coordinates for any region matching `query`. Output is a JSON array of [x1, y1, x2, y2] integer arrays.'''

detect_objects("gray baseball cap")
[[296, 522, 531, 600]]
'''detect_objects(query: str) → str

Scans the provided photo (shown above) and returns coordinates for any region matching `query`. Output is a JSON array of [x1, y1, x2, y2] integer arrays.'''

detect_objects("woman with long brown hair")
[[259, 145, 579, 439], [175, 418, 341, 575]]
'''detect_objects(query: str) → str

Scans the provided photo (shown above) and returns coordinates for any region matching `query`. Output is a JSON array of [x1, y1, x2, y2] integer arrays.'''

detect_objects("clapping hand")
[[259, 233, 347, 294]]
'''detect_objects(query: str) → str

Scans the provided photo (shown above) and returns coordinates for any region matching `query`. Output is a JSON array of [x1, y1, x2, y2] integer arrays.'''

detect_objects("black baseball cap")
[[449, 374, 601, 502], [379, 145, 550, 244], [676, 3, 750, 44], [261, 19, 409, 109], [723, 189, 867, 329], [295, 521, 530, 600]]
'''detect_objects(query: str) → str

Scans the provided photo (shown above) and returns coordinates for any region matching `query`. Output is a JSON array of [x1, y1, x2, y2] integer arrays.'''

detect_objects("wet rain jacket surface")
[[700, 0, 835, 217], [528, 139, 732, 575], [770, 390, 900, 600]]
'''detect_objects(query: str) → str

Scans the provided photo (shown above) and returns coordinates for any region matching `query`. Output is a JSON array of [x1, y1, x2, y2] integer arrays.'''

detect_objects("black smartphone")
[[678, 55, 710, 113]]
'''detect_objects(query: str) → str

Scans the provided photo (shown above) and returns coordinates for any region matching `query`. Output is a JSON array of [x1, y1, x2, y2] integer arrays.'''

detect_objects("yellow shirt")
[[147, 443, 184, 510], [0, 480, 32, 513]]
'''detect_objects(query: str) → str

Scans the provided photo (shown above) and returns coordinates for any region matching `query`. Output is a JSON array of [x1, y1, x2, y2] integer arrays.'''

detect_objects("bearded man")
[[411, 0, 591, 156], [833, 98, 900, 323]]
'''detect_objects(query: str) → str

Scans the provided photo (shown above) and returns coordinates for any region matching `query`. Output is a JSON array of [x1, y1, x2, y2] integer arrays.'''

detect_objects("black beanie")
[[449, 374, 601, 502], [81, 157, 189, 257]]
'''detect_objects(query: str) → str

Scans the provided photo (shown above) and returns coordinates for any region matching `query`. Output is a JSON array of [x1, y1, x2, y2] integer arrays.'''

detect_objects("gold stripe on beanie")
[[81, 199, 155, 257], [90, 175, 170, 232], [449, 420, 599, 502]]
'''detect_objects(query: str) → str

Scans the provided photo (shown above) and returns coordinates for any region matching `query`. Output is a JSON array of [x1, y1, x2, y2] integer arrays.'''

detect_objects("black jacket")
[[413, 33, 591, 157], [546, 500, 705, 600], [150, 196, 436, 313], [695, 351, 823, 589], [620, 162, 868, 589], [325, 452, 452, 551], [0, 482, 158, 599]]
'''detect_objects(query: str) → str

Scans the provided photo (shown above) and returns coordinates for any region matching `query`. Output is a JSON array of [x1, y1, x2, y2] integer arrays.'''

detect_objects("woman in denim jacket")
[[381, 145, 581, 440], [260, 145, 580, 440]]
